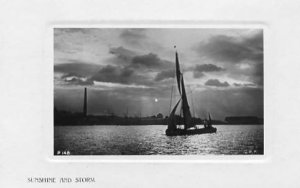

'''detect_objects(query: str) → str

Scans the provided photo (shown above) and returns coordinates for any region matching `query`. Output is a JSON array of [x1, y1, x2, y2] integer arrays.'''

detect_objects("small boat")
[[166, 48, 217, 136], [166, 126, 217, 136]]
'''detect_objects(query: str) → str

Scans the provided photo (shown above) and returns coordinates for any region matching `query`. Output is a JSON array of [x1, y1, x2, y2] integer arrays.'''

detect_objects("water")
[[54, 125, 263, 155]]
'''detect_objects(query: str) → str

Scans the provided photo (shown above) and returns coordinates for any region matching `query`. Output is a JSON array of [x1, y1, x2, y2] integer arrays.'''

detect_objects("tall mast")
[[175, 46, 182, 95], [83, 87, 87, 117]]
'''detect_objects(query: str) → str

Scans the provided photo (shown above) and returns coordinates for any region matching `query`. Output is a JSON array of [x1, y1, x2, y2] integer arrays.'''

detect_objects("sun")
[[154, 98, 158, 102]]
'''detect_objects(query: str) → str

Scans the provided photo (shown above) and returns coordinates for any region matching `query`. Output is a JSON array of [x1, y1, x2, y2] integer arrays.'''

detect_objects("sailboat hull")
[[165, 127, 217, 136]]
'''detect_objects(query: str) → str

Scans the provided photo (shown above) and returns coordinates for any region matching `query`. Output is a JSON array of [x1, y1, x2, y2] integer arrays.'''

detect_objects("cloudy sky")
[[54, 28, 263, 120]]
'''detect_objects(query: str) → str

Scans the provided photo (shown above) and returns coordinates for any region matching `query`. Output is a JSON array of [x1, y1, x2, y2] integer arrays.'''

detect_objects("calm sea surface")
[[54, 125, 263, 155]]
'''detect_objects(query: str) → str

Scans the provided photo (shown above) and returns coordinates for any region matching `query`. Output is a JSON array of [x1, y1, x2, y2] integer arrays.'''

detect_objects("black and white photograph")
[[3, 0, 300, 187], [54, 28, 264, 155]]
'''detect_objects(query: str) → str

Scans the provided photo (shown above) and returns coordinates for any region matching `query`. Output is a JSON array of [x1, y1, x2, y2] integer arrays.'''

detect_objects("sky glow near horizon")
[[54, 28, 263, 120]]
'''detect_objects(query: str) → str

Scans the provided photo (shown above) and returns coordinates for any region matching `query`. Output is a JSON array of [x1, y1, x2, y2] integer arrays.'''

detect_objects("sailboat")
[[166, 49, 217, 136]]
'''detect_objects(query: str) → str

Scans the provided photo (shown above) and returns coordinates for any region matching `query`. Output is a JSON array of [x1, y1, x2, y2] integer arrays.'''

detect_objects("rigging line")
[[190, 86, 196, 118], [169, 83, 174, 114], [169, 73, 177, 114]]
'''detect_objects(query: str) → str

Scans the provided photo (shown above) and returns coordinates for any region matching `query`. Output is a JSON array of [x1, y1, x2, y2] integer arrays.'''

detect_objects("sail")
[[208, 113, 212, 125], [168, 49, 194, 130], [181, 76, 194, 129], [167, 99, 181, 130], [175, 52, 182, 95]]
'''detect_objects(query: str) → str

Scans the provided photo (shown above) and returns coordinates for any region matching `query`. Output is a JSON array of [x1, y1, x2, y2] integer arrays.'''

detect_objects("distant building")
[[83, 87, 87, 116], [156, 113, 163, 118]]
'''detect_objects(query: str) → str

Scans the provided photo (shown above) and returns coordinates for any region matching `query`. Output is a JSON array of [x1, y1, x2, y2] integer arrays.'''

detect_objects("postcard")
[[1, 0, 299, 187]]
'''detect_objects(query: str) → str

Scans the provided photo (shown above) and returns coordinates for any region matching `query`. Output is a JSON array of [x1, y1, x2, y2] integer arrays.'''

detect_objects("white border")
[[47, 21, 268, 163]]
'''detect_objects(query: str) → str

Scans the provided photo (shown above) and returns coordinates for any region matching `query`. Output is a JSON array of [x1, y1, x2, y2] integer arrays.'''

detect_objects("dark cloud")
[[205, 79, 230, 87], [192, 64, 225, 78], [195, 64, 225, 72], [195, 31, 263, 64], [154, 69, 175, 81], [91, 65, 153, 86], [107, 46, 135, 66], [54, 61, 101, 77], [101, 48, 175, 85], [55, 49, 175, 87], [109, 46, 136, 61], [108, 47, 172, 71], [131, 53, 172, 70]]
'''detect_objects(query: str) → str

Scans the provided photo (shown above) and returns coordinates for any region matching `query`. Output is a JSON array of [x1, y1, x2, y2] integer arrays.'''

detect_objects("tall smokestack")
[[83, 87, 87, 116]]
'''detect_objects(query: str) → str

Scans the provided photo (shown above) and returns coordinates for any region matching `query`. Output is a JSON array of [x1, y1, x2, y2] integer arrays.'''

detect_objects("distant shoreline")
[[54, 110, 263, 126], [54, 123, 263, 126]]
